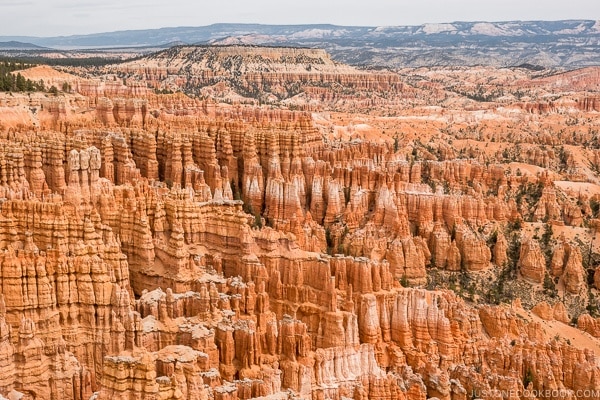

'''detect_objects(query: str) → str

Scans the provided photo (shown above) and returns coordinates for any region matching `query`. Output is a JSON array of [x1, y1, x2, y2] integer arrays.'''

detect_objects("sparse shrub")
[[523, 369, 535, 388], [400, 275, 409, 288]]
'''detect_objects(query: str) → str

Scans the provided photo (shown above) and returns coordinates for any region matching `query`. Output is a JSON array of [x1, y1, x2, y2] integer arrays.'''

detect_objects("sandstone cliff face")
[[0, 118, 594, 400], [2, 55, 600, 400]]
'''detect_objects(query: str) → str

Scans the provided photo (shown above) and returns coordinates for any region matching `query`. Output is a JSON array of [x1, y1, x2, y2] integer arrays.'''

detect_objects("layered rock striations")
[[109, 45, 403, 104], [0, 114, 595, 400], [1, 51, 600, 400]]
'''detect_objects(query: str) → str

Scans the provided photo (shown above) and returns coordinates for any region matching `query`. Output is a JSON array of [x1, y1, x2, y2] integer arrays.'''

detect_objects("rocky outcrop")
[[578, 314, 600, 338], [518, 239, 546, 284], [453, 225, 491, 271], [493, 231, 508, 266], [551, 240, 587, 294], [533, 187, 562, 222], [561, 245, 586, 294], [531, 301, 568, 322]]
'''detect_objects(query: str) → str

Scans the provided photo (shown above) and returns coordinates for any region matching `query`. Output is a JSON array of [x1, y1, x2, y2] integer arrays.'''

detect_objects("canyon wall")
[[1, 53, 600, 399]]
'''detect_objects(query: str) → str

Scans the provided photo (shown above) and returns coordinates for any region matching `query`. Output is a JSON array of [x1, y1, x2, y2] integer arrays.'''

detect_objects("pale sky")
[[1, 0, 599, 37]]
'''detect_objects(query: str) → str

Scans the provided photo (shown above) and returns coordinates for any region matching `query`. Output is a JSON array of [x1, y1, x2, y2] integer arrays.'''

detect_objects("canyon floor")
[[0, 45, 599, 399]]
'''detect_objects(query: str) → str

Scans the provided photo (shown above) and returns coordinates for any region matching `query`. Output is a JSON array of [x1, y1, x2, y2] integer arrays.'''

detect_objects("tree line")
[[0, 61, 45, 92], [0, 55, 122, 67]]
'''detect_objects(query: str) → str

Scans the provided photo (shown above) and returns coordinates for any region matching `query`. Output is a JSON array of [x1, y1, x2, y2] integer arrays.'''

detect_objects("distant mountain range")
[[0, 41, 47, 50], [1, 20, 599, 68]]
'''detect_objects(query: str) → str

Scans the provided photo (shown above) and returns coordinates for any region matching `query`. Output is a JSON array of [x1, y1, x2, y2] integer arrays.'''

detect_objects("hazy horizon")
[[2, 0, 599, 37]]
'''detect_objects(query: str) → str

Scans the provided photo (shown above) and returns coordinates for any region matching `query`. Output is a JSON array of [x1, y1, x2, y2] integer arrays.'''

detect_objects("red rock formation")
[[493, 231, 508, 266], [533, 187, 562, 222], [561, 245, 586, 294], [518, 239, 546, 284], [551, 240, 586, 294], [2, 56, 600, 400]]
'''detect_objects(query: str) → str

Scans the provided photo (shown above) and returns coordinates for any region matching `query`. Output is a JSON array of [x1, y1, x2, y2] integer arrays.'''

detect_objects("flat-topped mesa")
[[113, 45, 402, 96], [188, 45, 332, 59]]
